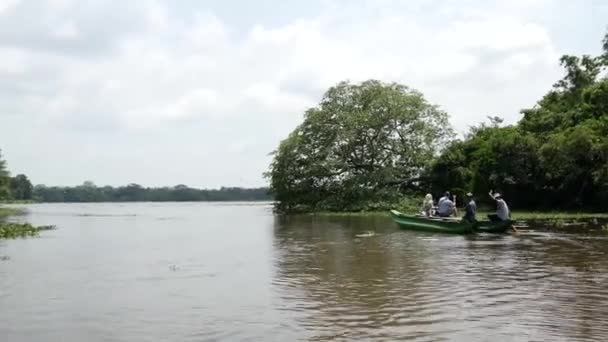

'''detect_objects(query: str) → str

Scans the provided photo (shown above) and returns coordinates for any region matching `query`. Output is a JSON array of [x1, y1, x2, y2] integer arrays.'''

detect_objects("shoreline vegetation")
[[29, 185, 272, 203], [308, 208, 608, 231], [267, 31, 608, 216]]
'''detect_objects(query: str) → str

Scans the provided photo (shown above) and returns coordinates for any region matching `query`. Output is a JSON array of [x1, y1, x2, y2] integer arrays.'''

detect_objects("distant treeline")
[[32, 183, 272, 202], [1, 151, 271, 203]]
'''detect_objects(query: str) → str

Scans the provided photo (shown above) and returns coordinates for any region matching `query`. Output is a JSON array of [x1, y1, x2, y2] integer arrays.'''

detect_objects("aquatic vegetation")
[[0, 223, 55, 239], [0, 206, 53, 239]]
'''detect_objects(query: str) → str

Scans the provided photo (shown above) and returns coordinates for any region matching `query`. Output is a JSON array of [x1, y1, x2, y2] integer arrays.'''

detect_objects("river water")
[[1, 203, 607, 341]]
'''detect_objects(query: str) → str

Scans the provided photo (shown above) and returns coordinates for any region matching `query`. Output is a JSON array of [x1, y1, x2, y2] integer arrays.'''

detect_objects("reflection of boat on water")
[[390, 210, 512, 234]]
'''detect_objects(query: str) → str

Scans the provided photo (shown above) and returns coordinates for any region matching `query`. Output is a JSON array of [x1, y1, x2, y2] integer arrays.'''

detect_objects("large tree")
[[268, 80, 452, 212], [9, 174, 33, 200]]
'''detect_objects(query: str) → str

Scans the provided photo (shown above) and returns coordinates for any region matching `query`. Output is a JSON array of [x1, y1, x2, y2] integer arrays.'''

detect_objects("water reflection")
[[272, 215, 608, 341]]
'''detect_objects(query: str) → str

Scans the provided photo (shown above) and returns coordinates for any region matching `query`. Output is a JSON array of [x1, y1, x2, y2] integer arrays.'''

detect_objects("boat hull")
[[390, 210, 511, 234]]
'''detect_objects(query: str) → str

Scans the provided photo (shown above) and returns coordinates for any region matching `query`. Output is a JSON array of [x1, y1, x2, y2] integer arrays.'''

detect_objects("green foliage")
[[9, 174, 33, 200], [0, 223, 55, 239], [430, 31, 608, 211], [539, 120, 608, 207], [32, 183, 272, 202], [428, 122, 541, 208], [267, 80, 452, 212]]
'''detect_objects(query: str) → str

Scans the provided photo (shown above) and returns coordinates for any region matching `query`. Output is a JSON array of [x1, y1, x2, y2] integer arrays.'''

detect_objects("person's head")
[[494, 193, 503, 199], [425, 193, 433, 201], [444, 191, 450, 198], [466, 192, 474, 199]]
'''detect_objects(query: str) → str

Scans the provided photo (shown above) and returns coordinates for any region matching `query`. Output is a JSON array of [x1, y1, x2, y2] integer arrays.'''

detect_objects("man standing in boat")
[[462, 192, 477, 222], [488, 190, 510, 222]]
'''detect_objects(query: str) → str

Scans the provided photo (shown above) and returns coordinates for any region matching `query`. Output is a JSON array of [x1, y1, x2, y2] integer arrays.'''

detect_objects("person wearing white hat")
[[488, 190, 510, 222], [462, 192, 477, 222]]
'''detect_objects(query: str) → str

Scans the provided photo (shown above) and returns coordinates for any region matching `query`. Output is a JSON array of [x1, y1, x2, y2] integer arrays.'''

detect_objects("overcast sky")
[[0, 0, 606, 188]]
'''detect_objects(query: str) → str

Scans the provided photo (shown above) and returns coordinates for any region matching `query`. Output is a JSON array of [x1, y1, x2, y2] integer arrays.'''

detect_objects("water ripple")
[[272, 221, 608, 341]]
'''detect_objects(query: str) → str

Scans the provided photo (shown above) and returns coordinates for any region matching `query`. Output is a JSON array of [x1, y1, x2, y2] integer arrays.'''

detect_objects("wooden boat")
[[390, 210, 512, 234]]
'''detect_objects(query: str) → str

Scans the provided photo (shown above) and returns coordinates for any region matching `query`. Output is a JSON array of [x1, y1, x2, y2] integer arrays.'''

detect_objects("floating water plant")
[[0, 223, 55, 239]]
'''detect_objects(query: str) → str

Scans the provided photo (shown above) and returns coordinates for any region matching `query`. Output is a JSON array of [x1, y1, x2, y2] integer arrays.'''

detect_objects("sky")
[[0, 0, 606, 188]]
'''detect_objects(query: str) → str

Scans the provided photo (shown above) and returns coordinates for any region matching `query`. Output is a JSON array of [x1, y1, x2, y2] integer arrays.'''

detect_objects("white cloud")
[[52, 21, 80, 40], [0, 0, 605, 186], [243, 83, 312, 114], [0, 47, 28, 74], [0, 0, 18, 13], [441, 17, 552, 52]]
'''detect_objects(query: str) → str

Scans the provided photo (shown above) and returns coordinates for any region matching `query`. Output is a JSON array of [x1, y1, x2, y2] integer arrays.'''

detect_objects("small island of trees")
[[268, 31, 608, 213]]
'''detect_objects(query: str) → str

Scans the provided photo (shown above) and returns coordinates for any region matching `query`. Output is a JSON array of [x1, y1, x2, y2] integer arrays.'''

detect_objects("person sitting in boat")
[[436, 193, 455, 217], [438, 191, 450, 207], [462, 192, 477, 222], [421, 193, 435, 217], [488, 190, 510, 222]]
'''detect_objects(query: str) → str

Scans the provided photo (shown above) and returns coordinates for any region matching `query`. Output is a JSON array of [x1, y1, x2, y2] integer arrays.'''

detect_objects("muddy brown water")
[[1, 203, 607, 341]]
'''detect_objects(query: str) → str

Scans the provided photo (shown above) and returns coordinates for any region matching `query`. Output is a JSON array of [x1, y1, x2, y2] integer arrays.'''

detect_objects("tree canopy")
[[267, 80, 452, 212], [9, 174, 33, 200], [427, 30, 608, 210]]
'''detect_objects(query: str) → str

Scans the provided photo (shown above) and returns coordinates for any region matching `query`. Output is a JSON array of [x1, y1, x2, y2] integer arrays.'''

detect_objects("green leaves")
[[9, 174, 33, 200], [268, 80, 452, 212], [431, 30, 608, 210]]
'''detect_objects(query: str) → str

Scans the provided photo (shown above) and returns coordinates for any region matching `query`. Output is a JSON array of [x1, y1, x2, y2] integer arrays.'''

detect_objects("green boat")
[[390, 210, 513, 234]]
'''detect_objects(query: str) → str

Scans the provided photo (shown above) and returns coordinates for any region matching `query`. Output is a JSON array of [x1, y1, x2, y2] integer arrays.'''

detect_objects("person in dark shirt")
[[462, 192, 477, 223]]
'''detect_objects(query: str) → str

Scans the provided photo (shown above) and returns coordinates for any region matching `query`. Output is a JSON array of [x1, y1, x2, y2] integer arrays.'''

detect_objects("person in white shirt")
[[421, 193, 435, 217], [488, 190, 510, 222], [437, 191, 455, 217], [438, 191, 450, 207]]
